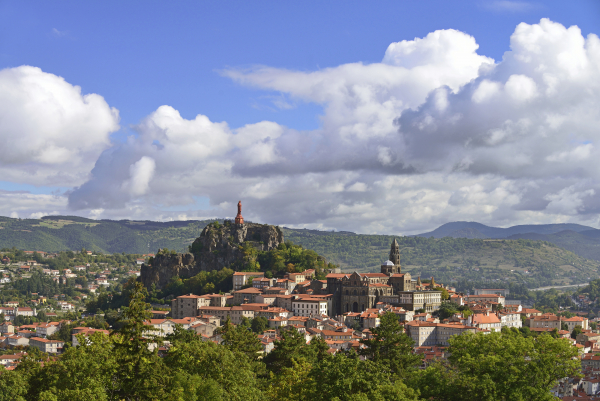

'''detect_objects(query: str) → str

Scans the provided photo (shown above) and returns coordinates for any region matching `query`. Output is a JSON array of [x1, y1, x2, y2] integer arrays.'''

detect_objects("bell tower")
[[388, 239, 401, 274]]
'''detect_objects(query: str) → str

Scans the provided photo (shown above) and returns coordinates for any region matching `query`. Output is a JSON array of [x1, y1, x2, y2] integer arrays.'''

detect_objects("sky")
[[0, 1, 599, 235]]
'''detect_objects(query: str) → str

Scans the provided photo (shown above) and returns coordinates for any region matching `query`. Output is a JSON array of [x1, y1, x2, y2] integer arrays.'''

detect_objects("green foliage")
[[161, 268, 234, 298], [571, 325, 583, 339], [263, 327, 321, 374], [0, 292, 585, 401], [0, 217, 216, 254], [33, 332, 116, 401], [530, 288, 576, 312], [283, 229, 599, 289], [437, 301, 460, 320], [0, 368, 28, 401], [574, 279, 600, 309], [220, 317, 262, 361], [359, 312, 422, 379], [251, 241, 331, 278], [307, 352, 421, 401], [112, 281, 174, 400], [433, 286, 449, 300], [251, 316, 269, 334], [413, 330, 580, 401], [164, 331, 263, 401]]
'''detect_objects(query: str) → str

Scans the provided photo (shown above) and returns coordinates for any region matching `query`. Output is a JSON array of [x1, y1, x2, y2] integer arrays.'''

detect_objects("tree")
[[263, 327, 318, 374], [31, 332, 116, 401], [572, 325, 583, 339], [36, 310, 47, 322], [251, 316, 268, 334], [0, 368, 28, 401], [166, 324, 198, 344], [265, 359, 312, 401], [437, 301, 459, 320], [220, 317, 262, 361], [111, 281, 172, 400], [359, 312, 422, 378], [307, 351, 421, 401], [434, 286, 449, 300], [415, 330, 580, 401], [164, 334, 263, 401], [240, 316, 252, 329]]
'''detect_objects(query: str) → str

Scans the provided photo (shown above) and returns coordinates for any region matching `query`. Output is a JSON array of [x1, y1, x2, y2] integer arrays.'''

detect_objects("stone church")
[[327, 239, 441, 316]]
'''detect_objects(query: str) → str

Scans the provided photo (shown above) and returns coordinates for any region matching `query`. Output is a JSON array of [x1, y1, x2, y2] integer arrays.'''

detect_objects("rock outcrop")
[[140, 221, 284, 289]]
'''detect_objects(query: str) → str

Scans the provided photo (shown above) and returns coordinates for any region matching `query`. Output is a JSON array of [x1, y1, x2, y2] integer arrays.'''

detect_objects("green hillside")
[[0, 215, 215, 254], [0, 216, 598, 290], [282, 228, 600, 290]]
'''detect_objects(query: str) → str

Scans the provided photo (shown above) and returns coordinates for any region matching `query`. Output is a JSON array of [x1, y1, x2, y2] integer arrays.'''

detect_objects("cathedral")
[[326, 239, 441, 315]]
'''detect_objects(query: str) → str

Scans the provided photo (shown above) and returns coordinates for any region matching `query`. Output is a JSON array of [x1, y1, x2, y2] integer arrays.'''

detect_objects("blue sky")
[[3, 1, 597, 131], [1, 1, 600, 234]]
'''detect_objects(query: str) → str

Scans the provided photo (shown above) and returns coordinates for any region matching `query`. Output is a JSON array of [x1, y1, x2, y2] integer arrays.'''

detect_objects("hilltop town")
[[0, 204, 598, 399]]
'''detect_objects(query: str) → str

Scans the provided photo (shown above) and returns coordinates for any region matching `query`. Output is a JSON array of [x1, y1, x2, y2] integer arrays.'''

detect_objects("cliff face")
[[139, 252, 196, 289], [140, 222, 284, 289]]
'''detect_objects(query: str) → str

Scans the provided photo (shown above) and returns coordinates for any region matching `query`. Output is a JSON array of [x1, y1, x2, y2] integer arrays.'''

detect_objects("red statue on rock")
[[235, 200, 244, 225]]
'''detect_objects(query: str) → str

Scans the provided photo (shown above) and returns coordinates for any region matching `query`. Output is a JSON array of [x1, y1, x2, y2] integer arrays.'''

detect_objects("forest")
[[0, 281, 581, 401]]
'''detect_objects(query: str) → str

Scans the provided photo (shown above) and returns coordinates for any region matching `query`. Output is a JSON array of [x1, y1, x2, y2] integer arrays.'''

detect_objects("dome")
[[382, 260, 394, 266]]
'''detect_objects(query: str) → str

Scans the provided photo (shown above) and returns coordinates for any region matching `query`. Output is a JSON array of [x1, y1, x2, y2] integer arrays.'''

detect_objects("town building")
[[233, 272, 265, 291], [29, 337, 64, 354], [564, 316, 589, 332], [405, 321, 479, 347], [527, 313, 562, 330], [326, 240, 441, 315], [469, 312, 502, 331], [474, 288, 509, 297], [171, 294, 210, 319], [292, 298, 328, 317]]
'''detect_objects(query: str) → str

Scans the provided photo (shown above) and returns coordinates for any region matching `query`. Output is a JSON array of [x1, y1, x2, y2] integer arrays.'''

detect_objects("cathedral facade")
[[326, 239, 440, 316]]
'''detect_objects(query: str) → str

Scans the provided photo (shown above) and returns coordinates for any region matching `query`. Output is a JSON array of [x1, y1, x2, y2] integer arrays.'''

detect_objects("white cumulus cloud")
[[50, 19, 600, 233], [0, 66, 120, 186]]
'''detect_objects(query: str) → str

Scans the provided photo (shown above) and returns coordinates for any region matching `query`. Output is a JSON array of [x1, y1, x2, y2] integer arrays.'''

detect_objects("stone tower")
[[389, 239, 401, 267], [381, 239, 401, 275]]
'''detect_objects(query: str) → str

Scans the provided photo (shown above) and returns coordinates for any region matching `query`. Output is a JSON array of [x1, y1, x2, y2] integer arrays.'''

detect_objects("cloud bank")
[[2, 19, 600, 234]]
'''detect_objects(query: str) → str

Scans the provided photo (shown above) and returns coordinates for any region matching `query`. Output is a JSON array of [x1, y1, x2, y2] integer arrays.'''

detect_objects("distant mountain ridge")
[[416, 221, 600, 262], [416, 221, 597, 239]]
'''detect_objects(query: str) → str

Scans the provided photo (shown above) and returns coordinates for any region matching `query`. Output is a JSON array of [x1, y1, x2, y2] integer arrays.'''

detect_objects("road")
[[530, 282, 589, 291]]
